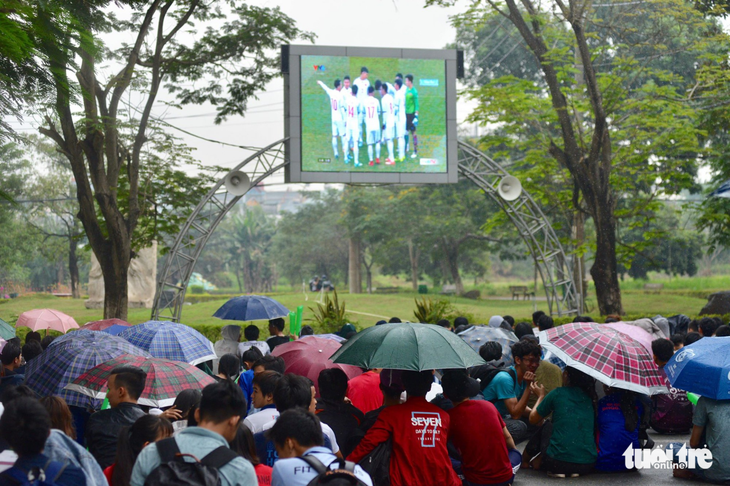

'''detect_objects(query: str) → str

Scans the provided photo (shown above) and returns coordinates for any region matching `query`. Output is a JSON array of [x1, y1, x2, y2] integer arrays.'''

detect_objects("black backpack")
[[143, 437, 239, 486], [300, 455, 370, 486], [356, 438, 391, 486], [469, 363, 517, 393]]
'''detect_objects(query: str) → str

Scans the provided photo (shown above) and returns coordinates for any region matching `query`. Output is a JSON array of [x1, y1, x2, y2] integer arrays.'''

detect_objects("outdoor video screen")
[[300, 55, 447, 174]]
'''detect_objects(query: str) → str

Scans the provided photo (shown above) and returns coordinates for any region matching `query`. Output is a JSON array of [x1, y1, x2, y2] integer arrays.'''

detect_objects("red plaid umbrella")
[[65, 354, 215, 407], [273, 337, 363, 397], [81, 319, 131, 331], [539, 322, 666, 395]]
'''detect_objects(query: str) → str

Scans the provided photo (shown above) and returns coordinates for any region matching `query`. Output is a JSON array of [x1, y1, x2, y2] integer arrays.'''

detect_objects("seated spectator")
[[40, 396, 76, 438], [266, 318, 290, 353], [21, 340, 42, 364], [347, 368, 383, 414], [252, 355, 285, 376], [164, 389, 201, 433], [239, 324, 271, 357], [699, 317, 721, 338], [315, 369, 365, 456], [488, 315, 511, 331], [336, 323, 357, 340], [215, 325, 241, 358], [572, 316, 594, 323], [670, 334, 684, 351], [85, 365, 147, 469], [271, 409, 372, 486], [244, 371, 282, 434], [0, 397, 87, 486], [216, 353, 241, 382], [347, 369, 404, 455], [595, 387, 643, 472], [25, 331, 41, 344], [527, 367, 597, 477], [479, 342, 503, 364], [40, 335, 55, 349], [674, 396, 730, 483], [230, 424, 272, 486], [652, 338, 674, 368], [650, 340, 692, 435], [537, 315, 554, 331], [514, 322, 534, 340], [454, 316, 469, 329], [437, 319, 452, 331], [442, 370, 518, 486], [503, 316, 515, 329], [348, 370, 461, 486], [388, 317, 402, 324], [299, 325, 314, 337], [0, 342, 24, 400], [532, 311, 545, 327], [106, 415, 173, 486], [131, 379, 257, 486], [519, 336, 562, 410], [715, 325, 730, 337], [684, 332, 701, 346], [240, 347, 264, 413], [688, 320, 699, 333]]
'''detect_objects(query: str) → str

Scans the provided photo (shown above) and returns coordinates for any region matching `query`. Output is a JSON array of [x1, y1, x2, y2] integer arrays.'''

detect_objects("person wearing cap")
[[442, 370, 518, 486], [336, 323, 357, 340]]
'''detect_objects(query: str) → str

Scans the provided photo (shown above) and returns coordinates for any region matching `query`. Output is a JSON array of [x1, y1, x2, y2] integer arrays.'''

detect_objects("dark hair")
[[395, 73, 403, 79], [219, 354, 241, 380], [388, 317, 402, 323], [367, 86, 374, 94], [714, 317, 725, 327], [244, 325, 260, 342], [688, 320, 699, 333], [0, 397, 51, 456], [1, 342, 21, 366], [503, 316, 515, 327], [299, 325, 314, 337], [241, 346, 264, 366], [2, 384, 36, 403], [318, 368, 348, 402], [199, 379, 247, 424], [617, 390, 640, 432], [442, 369, 479, 403], [229, 424, 260, 466], [670, 334, 685, 346], [699, 317, 721, 337], [566, 367, 596, 406], [253, 354, 286, 374], [334, 78, 341, 89], [172, 389, 202, 420], [436, 319, 451, 329], [651, 338, 674, 363], [684, 332, 701, 346], [532, 310, 545, 325], [25, 331, 41, 344], [273, 374, 312, 412], [7, 337, 19, 347], [269, 318, 285, 332], [351, 85, 359, 95], [22, 340, 42, 363], [402, 370, 433, 397], [479, 342, 502, 362], [394, 78, 403, 88], [453, 316, 469, 328], [113, 415, 173, 486], [40, 336, 55, 349], [537, 315, 554, 331], [604, 317, 619, 323], [514, 322, 534, 340], [110, 365, 147, 400], [573, 316, 594, 323], [715, 325, 730, 337], [511, 339, 541, 360], [375, 80, 383, 91], [405, 74, 414, 82], [344, 75, 351, 81], [253, 370, 281, 397], [40, 396, 76, 438], [268, 409, 323, 448], [375, 320, 387, 326], [360, 66, 369, 73]]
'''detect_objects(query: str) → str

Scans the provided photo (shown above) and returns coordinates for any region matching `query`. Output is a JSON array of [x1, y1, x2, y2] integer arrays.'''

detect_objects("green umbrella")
[[329, 322, 486, 371], [0, 318, 16, 340]]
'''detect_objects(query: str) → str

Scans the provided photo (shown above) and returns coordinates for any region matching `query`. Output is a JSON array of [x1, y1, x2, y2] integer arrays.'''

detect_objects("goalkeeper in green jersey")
[[404, 74, 419, 159]]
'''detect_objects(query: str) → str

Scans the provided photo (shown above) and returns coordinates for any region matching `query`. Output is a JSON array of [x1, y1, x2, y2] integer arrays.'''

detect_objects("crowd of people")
[[0, 311, 726, 486]]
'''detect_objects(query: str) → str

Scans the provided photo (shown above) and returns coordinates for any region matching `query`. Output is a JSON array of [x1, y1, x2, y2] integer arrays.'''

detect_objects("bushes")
[[413, 297, 475, 324], [309, 290, 352, 334]]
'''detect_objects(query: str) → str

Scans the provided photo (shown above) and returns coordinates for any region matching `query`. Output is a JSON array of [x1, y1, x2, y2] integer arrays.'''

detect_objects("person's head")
[[405, 74, 414, 87], [699, 317, 721, 337], [0, 397, 51, 456], [351, 84, 359, 96], [269, 408, 323, 459], [453, 316, 469, 328], [360, 66, 369, 79], [333, 78, 341, 90], [113, 415, 173, 486], [40, 336, 55, 349], [252, 354, 286, 375], [401, 370, 433, 398], [715, 325, 730, 337], [374, 79, 382, 91], [218, 354, 241, 380], [684, 332, 701, 346], [221, 325, 241, 343], [367, 86, 375, 96], [436, 319, 451, 330], [375, 320, 387, 326], [318, 368, 348, 403], [441, 369, 480, 404], [380, 369, 404, 405], [25, 331, 41, 344], [388, 317, 402, 323], [651, 338, 674, 368], [479, 341, 503, 362], [229, 424, 260, 465], [244, 324, 260, 342], [514, 322, 534, 340], [564, 367, 596, 397], [252, 370, 281, 409], [268, 318, 285, 336], [273, 374, 312, 412], [670, 333, 684, 351], [394, 78, 403, 89], [511, 339, 541, 374], [573, 315, 594, 323], [196, 379, 247, 441], [714, 317, 725, 327], [172, 389, 202, 421], [1, 342, 21, 370], [379, 83, 388, 96], [537, 314, 554, 331], [2, 384, 36, 404], [605, 314, 622, 323], [299, 325, 314, 337], [241, 346, 264, 371], [39, 396, 75, 438], [21, 340, 42, 363], [343, 75, 350, 88], [107, 365, 147, 407], [532, 310, 545, 326], [688, 320, 699, 333]]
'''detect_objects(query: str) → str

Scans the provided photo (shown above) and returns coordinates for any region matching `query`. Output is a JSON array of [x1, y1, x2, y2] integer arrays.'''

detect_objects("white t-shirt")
[[238, 341, 271, 357], [345, 96, 361, 130], [363, 97, 381, 131], [262, 418, 340, 454], [381, 94, 396, 127], [244, 408, 280, 434], [353, 77, 370, 101], [394, 87, 406, 121], [317, 81, 345, 122]]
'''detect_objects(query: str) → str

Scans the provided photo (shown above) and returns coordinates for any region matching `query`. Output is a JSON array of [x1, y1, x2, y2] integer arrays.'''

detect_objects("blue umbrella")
[[101, 324, 129, 336], [213, 295, 290, 322], [118, 321, 217, 366], [665, 337, 730, 400]]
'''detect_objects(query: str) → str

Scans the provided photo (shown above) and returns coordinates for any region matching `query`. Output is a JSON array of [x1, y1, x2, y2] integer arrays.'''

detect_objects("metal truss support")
[[458, 142, 579, 317]]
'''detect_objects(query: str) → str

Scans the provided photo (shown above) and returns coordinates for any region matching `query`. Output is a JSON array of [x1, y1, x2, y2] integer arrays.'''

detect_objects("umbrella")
[[213, 295, 290, 322], [81, 319, 131, 331], [65, 354, 216, 407], [457, 325, 518, 365], [272, 337, 362, 397], [101, 324, 130, 336], [604, 323, 654, 354], [118, 321, 216, 366], [24, 332, 151, 408], [539, 323, 665, 395], [16, 309, 79, 333], [306, 334, 346, 343], [664, 337, 730, 400], [0, 318, 15, 340], [330, 322, 486, 371]]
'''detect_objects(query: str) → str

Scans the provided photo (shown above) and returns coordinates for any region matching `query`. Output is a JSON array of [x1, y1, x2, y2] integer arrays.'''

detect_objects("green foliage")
[[221, 205, 276, 293], [309, 291, 350, 333], [412, 297, 469, 324], [189, 285, 204, 295]]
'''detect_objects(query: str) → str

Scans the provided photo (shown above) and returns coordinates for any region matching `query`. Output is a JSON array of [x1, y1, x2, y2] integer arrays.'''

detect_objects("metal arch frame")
[[151, 138, 579, 322], [151, 139, 288, 322], [457, 141, 579, 316]]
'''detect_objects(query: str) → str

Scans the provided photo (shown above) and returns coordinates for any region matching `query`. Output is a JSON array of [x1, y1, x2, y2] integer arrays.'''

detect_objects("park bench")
[[442, 284, 457, 295], [374, 286, 399, 294], [51, 293, 73, 298], [510, 285, 534, 300], [643, 283, 664, 292]]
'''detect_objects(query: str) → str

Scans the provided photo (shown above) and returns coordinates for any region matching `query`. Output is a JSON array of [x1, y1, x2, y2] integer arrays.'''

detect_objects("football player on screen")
[[379, 83, 396, 165], [393, 78, 408, 162], [316, 79, 347, 160], [352, 67, 370, 147], [363, 86, 382, 166], [345, 85, 363, 166], [404, 74, 419, 159]]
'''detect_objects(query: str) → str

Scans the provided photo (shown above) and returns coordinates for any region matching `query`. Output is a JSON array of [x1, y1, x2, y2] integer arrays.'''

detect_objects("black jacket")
[[315, 398, 365, 458], [85, 402, 145, 469]]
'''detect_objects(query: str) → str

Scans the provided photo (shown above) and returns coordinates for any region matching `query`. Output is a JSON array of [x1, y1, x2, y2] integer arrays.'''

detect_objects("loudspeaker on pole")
[[498, 175, 522, 201], [224, 171, 250, 196]]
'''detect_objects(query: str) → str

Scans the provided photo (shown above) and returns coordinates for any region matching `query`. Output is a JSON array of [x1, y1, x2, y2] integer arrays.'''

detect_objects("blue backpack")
[[1, 460, 67, 486]]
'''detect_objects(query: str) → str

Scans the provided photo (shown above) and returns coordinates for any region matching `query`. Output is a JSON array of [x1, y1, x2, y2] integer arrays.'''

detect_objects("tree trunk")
[[68, 236, 80, 299], [572, 210, 587, 312], [589, 203, 623, 315], [443, 239, 464, 295], [348, 237, 362, 294], [408, 239, 420, 292], [98, 243, 130, 320], [242, 253, 254, 293], [57, 256, 64, 289]]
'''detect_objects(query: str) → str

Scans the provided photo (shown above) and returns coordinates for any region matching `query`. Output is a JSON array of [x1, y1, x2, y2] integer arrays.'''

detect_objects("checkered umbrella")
[[118, 321, 216, 366], [539, 322, 666, 395], [24, 332, 151, 408], [457, 325, 518, 366], [65, 354, 216, 408]]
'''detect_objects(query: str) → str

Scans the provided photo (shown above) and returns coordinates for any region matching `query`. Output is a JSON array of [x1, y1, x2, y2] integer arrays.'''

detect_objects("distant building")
[[242, 185, 309, 217]]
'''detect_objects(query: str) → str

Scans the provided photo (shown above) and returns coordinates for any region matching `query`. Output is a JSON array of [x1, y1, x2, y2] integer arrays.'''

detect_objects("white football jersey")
[[353, 77, 370, 100], [345, 96, 362, 129], [317, 81, 345, 122], [363, 97, 381, 131], [394, 87, 406, 120], [380, 93, 396, 127]]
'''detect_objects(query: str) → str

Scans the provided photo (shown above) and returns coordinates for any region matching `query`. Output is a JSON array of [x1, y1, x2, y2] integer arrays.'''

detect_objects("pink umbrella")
[[272, 336, 363, 397], [604, 323, 654, 354], [17, 309, 79, 334], [81, 319, 131, 331]]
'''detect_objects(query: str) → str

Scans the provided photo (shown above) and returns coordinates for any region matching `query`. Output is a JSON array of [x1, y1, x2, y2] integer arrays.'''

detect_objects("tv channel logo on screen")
[[313, 65, 326, 72]]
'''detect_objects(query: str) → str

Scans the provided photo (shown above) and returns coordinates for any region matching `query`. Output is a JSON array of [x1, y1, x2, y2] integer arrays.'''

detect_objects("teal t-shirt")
[[693, 397, 730, 482], [482, 367, 524, 417], [536, 387, 597, 464]]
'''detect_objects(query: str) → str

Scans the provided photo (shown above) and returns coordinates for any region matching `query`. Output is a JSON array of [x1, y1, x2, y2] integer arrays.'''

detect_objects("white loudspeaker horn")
[[498, 175, 522, 201], [224, 171, 250, 196]]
